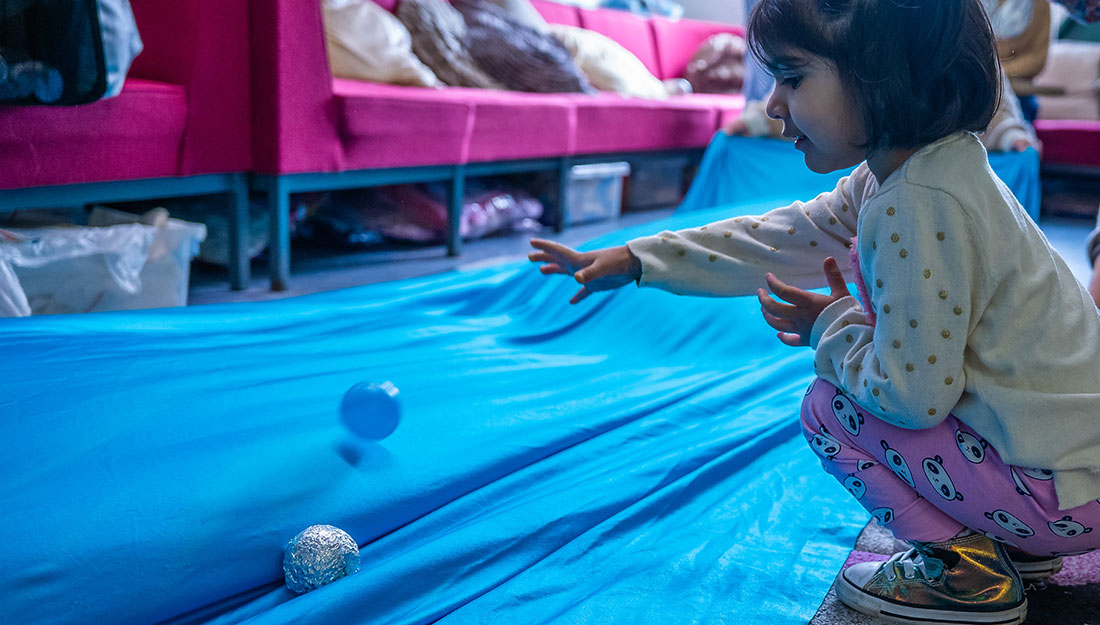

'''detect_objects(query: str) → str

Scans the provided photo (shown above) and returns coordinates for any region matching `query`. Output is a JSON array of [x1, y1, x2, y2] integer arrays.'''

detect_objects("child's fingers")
[[529, 238, 574, 259], [823, 257, 851, 297], [765, 272, 810, 304], [528, 251, 556, 263], [776, 331, 807, 347], [760, 308, 797, 334], [569, 286, 591, 305], [575, 267, 597, 283], [539, 264, 570, 276], [757, 288, 798, 318]]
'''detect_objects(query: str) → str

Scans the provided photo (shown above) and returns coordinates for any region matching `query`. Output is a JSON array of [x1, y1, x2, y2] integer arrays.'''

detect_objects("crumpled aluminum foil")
[[282, 524, 360, 594]]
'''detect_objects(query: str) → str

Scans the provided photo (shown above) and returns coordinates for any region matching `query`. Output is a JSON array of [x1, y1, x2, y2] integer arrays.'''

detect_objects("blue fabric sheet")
[[0, 209, 869, 625], [679, 133, 1042, 221]]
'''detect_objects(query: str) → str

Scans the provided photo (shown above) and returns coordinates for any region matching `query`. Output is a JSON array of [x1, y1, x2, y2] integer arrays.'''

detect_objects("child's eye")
[[780, 76, 802, 89]]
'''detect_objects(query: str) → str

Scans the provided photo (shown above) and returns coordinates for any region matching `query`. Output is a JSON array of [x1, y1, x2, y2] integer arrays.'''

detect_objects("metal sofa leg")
[[555, 158, 570, 233], [268, 177, 291, 292], [226, 174, 251, 291], [446, 166, 465, 257]]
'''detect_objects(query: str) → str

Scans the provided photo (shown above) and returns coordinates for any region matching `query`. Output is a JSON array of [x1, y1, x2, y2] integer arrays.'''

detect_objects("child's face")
[[764, 50, 867, 174]]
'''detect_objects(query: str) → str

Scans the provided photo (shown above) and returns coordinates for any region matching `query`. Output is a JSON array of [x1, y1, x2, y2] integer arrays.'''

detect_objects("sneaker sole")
[[1012, 556, 1063, 581], [836, 571, 1028, 625]]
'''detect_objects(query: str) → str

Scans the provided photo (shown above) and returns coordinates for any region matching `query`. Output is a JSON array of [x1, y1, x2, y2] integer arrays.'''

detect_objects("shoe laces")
[[882, 544, 944, 582]]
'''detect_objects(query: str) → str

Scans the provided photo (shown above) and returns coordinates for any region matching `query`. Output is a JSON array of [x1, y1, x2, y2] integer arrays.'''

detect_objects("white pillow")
[[97, 0, 143, 98], [549, 24, 667, 99], [322, 0, 442, 88]]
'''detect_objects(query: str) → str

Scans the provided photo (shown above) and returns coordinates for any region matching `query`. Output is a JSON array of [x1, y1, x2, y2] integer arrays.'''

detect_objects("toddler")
[[529, 1, 1100, 623]]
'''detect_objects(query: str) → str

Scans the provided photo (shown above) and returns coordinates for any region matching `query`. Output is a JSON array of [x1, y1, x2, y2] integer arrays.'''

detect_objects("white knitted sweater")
[[627, 132, 1100, 510]]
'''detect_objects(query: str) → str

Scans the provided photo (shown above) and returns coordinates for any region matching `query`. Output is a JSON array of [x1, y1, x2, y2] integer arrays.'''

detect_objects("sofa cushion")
[[446, 87, 576, 161], [1034, 40, 1100, 121], [1033, 120, 1100, 168], [333, 79, 475, 169], [0, 78, 186, 190], [324, 0, 442, 87], [651, 15, 744, 81], [334, 79, 573, 164], [567, 94, 719, 154], [550, 24, 667, 99], [577, 7, 661, 78], [396, 0, 504, 89], [453, 0, 595, 94], [530, 0, 580, 26], [681, 92, 747, 125]]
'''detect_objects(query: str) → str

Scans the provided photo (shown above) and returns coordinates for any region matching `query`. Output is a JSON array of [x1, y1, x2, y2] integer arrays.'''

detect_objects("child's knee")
[[800, 377, 838, 439]]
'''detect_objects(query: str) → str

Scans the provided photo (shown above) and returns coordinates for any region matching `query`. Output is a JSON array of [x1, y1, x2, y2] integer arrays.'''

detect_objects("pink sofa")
[[0, 0, 254, 290], [1034, 120, 1100, 172], [249, 0, 745, 290]]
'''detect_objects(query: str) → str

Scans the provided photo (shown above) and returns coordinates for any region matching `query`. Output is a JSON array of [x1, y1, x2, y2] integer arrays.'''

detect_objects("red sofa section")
[[250, 0, 744, 175], [0, 0, 251, 189], [0, 0, 253, 289], [248, 0, 746, 289], [1034, 120, 1100, 171]]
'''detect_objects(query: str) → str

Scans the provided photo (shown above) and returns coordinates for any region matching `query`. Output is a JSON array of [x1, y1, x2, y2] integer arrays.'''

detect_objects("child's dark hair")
[[747, 0, 1001, 154]]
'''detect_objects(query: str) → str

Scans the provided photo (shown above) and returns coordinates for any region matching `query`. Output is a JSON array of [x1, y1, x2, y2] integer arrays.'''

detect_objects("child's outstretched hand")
[[528, 238, 642, 304], [757, 257, 851, 347]]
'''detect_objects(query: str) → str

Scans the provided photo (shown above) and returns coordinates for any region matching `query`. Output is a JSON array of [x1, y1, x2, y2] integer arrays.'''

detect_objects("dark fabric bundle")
[[452, 0, 596, 94], [396, 0, 503, 89], [0, 0, 105, 104]]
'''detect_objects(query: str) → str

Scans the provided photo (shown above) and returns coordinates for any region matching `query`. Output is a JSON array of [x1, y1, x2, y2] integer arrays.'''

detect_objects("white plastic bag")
[[0, 256, 31, 317], [0, 224, 154, 316]]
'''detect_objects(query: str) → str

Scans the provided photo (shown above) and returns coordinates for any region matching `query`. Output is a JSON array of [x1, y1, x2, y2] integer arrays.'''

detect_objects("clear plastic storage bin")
[[0, 217, 207, 317], [564, 162, 631, 226]]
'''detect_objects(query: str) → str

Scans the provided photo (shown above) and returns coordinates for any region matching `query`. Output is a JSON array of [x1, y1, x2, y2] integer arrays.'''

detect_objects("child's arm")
[[810, 187, 977, 428], [625, 164, 873, 298], [528, 239, 642, 304], [980, 71, 1041, 153]]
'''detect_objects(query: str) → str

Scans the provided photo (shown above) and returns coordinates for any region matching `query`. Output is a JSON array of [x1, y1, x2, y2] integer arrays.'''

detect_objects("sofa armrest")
[[249, 0, 343, 175], [129, 0, 252, 175]]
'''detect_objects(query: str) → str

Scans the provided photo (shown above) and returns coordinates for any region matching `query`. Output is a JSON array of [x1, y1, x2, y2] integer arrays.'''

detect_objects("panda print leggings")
[[801, 378, 1100, 557]]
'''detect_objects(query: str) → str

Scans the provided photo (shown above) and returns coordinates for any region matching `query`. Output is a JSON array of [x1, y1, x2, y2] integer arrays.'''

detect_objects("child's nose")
[[765, 89, 787, 120]]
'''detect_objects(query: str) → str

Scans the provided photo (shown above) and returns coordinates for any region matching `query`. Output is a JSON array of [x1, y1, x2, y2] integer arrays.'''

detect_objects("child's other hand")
[[529, 238, 642, 304], [757, 257, 851, 347], [722, 118, 749, 136]]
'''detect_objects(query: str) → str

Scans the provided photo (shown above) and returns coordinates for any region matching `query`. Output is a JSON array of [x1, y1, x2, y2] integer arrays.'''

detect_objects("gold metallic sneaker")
[[836, 533, 1027, 625], [1004, 549, 1063, 581], [890, 537, 1063, 581]]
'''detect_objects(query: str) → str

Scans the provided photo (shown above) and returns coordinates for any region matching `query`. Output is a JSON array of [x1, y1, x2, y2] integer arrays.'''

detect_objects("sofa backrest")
[[251, 0, 343, 174], [129, 0, 252, 174], [577, 7, 662, 78], [650, 15, 744, 81], [530, 0, 581, 26]]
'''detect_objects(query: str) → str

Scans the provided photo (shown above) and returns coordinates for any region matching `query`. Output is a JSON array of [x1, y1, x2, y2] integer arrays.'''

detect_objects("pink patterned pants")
[[801, 378, 1100, 557]]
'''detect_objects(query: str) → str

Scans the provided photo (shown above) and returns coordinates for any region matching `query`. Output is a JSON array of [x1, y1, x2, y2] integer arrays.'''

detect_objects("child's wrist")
[[626, 248, 642, 281], [809, 296, 860, 349]]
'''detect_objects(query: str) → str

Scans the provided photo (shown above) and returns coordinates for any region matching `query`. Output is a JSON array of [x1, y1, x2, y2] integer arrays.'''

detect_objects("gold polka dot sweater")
[[627, 132, 1100, 510]]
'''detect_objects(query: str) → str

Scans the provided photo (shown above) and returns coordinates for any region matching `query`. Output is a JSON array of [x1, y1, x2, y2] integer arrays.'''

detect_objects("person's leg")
[[802, 378, 1100, 556], [802, 379, 1027, 622], [800, 379, 964, 543], [1087, 206, 1100, 308]]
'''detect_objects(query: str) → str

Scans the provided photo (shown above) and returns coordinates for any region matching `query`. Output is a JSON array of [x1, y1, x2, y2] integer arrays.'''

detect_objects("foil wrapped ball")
[[340, 380, 401, 440], [282, 525, 360, 594]]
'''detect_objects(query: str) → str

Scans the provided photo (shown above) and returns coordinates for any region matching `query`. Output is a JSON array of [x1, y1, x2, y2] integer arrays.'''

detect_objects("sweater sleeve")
[[625, 164, 874, 297], [810, 185, 978, 428]]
